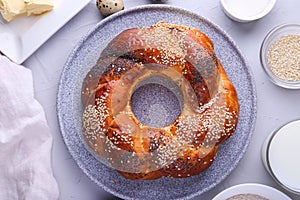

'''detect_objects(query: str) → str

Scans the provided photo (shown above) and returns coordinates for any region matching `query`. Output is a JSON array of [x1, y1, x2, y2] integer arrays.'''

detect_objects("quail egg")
[[96, 0, 124, 16]]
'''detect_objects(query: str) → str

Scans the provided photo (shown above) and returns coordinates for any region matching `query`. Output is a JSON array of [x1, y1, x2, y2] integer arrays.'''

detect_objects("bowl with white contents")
[[261, 119, 300, 195], [220, 0, 276, 22], [260, 23, 300, 89], [212, 183, 292, 200]]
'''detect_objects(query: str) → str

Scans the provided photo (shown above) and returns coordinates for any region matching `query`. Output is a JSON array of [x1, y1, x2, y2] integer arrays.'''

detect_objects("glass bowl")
[[261, 119, 300, 195], [260, 23, 300, 89]]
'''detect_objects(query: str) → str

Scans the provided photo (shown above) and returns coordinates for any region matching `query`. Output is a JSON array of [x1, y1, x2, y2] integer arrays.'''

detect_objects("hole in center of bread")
[[131, 83, 182, 128]]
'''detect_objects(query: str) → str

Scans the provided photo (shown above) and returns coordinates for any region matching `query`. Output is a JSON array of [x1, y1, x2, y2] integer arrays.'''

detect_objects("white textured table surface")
[[23, 0, 300, 199]]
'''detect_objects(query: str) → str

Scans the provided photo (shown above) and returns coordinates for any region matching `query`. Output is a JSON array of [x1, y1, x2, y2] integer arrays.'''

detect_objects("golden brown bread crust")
[[81, 22, 239, 180]]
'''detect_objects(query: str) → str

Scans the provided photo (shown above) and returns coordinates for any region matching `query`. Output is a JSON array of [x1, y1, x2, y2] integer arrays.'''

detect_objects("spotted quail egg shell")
[[97, 0, 124, 16]]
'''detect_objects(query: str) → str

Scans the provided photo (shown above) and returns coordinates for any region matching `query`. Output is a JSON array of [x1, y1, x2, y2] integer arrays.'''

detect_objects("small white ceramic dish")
[[212, 183, 291, 200], [0, 0, 90, 64], [220, 0, 276, 22]]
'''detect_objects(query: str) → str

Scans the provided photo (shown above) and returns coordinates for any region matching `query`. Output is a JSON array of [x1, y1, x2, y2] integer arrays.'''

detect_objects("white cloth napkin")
[[0, 56, 59, 200]]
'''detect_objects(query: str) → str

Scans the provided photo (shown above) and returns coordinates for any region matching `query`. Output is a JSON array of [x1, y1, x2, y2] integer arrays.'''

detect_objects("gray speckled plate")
[[57, 5, 257, 200]]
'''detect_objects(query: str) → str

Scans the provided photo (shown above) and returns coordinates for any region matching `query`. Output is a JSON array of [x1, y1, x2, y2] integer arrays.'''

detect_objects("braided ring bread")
[[81, 22, 239, 180]]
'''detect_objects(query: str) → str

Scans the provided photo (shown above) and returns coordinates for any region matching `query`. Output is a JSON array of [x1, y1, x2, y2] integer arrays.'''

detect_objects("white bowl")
[[220, 0, 276, 22], [212, 183, 291, 200]]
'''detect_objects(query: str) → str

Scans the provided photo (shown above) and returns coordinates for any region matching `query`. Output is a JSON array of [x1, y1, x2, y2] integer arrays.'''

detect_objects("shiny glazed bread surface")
[[81, 22, 239, 180]]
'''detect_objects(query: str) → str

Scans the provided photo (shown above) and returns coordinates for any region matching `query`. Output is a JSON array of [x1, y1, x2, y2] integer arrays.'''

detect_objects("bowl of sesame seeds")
[[260, 23, 300, 89]]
